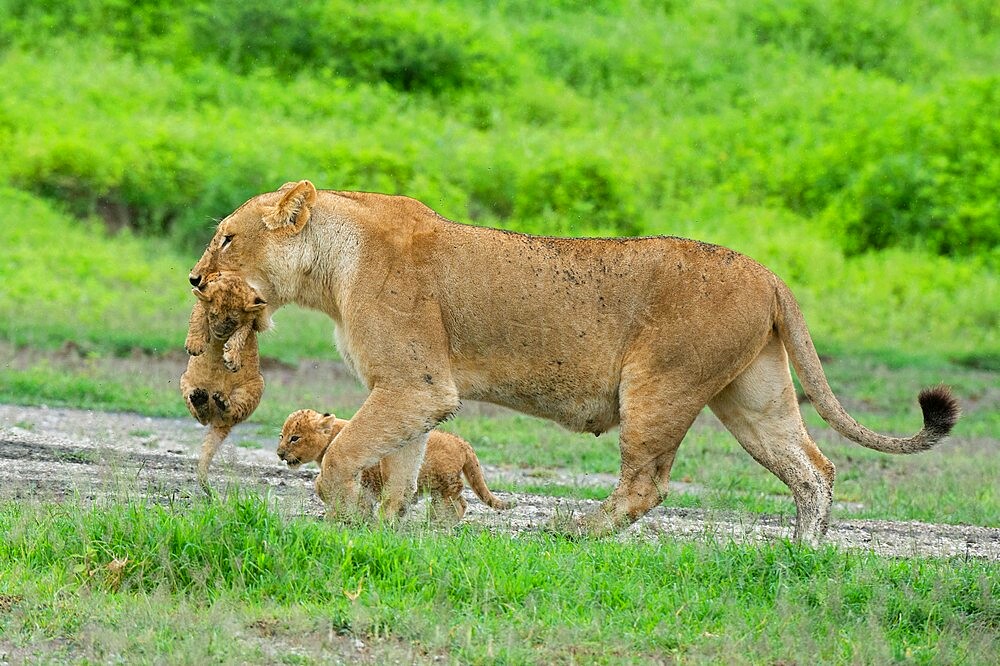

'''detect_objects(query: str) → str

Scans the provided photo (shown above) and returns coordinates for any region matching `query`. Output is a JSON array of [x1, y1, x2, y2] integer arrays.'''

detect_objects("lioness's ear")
[[263, 180, 317, 233]]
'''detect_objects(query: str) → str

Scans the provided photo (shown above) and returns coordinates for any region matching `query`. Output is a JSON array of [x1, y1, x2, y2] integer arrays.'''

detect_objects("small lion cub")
[[180, 272, 269, 489], [277, 409, 511, 521]]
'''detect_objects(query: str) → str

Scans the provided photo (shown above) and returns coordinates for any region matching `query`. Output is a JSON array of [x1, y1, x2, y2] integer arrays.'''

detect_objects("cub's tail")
[[462, 450, 512, 511], [197, 423, 233, 490], [773, 280, 960, 454]]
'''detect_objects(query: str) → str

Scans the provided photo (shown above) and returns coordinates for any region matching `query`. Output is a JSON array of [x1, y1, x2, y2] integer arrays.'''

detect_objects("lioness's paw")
[[575, 508, 621, 538]]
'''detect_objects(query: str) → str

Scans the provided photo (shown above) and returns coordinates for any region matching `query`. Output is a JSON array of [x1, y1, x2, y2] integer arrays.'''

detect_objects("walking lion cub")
[[277, 409, 510, 521], [180, 272, 269, 489]]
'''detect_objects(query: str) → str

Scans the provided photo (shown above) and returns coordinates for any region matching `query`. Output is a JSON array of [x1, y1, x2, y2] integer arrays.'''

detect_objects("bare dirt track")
[[2, 403, 998, 560]]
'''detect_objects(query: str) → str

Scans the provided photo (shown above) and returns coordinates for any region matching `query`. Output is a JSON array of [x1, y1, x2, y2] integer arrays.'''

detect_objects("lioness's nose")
[[189, 273, 202, 288]]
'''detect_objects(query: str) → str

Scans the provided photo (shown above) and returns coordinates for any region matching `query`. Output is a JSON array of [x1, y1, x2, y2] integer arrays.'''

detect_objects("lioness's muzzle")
[[189, 273, 202, 288]]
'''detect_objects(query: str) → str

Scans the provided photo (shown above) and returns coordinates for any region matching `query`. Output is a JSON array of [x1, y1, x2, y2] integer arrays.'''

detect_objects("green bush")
[[0, 0, 510, 93], [0, 0, 997, 261], [737, 0, 933, 80], [819, 76, 1000, 256], [515, 153, 640, 236]]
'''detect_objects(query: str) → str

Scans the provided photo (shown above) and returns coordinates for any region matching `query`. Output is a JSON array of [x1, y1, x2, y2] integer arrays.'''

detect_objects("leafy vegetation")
[[0, 0, 997, 256]]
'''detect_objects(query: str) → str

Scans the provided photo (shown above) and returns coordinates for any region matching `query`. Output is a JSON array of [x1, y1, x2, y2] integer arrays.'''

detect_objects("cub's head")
[[277, 409, 344, 470], [189, 180, 318, 302], [193, 272, 268, 340]]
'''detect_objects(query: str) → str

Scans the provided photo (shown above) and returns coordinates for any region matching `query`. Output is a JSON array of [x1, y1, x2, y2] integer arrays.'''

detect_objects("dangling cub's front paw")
[[222, 346, 242, 373]]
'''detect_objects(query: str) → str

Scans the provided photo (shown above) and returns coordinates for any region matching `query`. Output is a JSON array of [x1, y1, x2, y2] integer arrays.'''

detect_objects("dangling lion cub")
[[277, 409, 510, 521], [180, 272, 269, 489]]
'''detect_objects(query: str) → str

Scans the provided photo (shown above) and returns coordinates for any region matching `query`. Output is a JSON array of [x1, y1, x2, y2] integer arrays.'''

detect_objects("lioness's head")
[[192, 272, 267, 341], [189, 180, 318, 303], [277, 408, 344, 470]]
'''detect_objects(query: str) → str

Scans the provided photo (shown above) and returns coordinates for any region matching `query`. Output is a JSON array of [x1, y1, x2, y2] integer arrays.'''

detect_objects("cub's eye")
[[220, 234, 234, 249], [289, 435, 300, 443]]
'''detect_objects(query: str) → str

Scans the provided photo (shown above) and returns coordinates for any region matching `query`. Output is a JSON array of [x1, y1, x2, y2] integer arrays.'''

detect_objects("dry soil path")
[[2, 404, 997, 560]]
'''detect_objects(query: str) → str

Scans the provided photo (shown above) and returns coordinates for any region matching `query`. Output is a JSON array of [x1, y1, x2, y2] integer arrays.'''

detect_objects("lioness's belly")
[[455, 365, 621, 435]]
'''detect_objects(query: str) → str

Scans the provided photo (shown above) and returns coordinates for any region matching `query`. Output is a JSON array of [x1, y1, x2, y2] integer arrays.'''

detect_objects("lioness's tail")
[[461, 449, 511, 511], [773, 280, 960, 454]]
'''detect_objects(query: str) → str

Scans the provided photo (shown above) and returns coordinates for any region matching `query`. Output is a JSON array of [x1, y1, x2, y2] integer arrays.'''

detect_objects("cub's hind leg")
[[708, 334, 835, 544], [427, 470, 467, 524], [184, 387, 214, 425]]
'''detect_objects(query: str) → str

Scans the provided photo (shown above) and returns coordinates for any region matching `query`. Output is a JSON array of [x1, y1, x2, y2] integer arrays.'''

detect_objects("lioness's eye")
[[220, 234, 233, 249], [290, 435, 299, 443]]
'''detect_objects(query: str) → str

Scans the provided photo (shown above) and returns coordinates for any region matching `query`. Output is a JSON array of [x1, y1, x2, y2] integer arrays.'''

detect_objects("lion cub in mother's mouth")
[[278, 409, 511, 522], [180, 272, 269, 490]]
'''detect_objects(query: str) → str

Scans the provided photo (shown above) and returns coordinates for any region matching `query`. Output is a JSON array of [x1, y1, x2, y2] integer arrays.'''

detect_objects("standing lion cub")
[[277, 409, 510, 521], [180, 272, 269, 489]]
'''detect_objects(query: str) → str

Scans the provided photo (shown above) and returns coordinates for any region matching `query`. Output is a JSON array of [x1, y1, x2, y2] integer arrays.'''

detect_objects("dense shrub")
[[0, 0, 510, 93], [514, 154, 640, 236], [0, 0, 997, 260], [736, 0, 931, 80], [819, 76, 1000, 256]]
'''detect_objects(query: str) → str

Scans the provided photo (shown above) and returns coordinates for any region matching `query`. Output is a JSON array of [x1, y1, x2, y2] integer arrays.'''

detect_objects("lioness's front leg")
[[317, 384, 459, 523]]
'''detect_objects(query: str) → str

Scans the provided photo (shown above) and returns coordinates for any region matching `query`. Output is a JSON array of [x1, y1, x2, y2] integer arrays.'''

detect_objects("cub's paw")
[[222, 350, 241, 373], [184, 341, 205, 357], [186, 388, 212, 425], [188, 388, 210, 407], [212, 392, 229, 413]]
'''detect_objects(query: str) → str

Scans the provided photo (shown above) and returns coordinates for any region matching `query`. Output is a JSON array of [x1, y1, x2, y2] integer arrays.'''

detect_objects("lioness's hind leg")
[[581, 372, 705, 536], [708, 336, 835, 544]]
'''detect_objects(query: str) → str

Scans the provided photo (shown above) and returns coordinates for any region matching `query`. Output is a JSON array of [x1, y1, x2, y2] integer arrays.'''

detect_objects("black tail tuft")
[[918, 385, 961, 439]]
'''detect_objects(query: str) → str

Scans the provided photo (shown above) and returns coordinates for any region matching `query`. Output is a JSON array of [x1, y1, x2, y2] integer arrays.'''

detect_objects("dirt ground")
[[2, 401, 998, 560]]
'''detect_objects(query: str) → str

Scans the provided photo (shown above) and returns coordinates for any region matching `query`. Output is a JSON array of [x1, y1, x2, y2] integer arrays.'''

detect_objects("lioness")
[[189, 180, 959, 542], [180, 272, 269, 489], [277, 409, 511, 521]]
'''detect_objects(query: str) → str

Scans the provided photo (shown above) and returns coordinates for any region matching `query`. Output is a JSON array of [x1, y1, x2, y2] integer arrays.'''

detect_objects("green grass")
[[1, 494, 996, 664]]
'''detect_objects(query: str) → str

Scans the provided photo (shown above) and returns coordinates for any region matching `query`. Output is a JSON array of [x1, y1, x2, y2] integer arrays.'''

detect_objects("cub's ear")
[[263, 180, 317, 234], [319, 412, 342, 436], [192, 287, 210, 302]]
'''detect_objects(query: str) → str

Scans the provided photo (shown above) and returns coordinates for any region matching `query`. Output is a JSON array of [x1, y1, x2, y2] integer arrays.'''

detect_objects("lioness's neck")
[[267, 210, 361, 323]]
